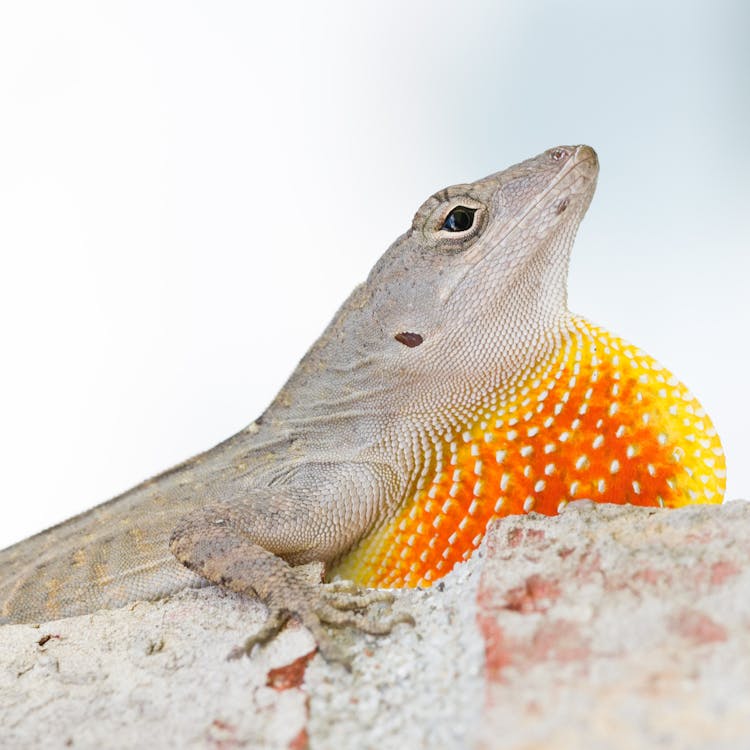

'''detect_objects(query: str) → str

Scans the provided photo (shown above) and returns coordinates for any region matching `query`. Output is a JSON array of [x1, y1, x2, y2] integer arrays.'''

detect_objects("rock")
[[476, 500, 750, 750], [1, 501, 748, 749]]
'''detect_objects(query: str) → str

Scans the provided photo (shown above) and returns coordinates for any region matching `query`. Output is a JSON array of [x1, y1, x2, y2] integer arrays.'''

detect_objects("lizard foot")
[[318, 580, 415, 631], [169, 505, 413, 667], [230, 577, 413, 667]]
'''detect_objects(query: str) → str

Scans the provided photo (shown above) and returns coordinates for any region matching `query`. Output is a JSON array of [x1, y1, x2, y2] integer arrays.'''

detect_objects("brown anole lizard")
[[0, 145, 725, 663]]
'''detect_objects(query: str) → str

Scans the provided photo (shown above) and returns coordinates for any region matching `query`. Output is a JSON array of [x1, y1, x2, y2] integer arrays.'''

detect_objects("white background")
[[1, 1, 747, 549]]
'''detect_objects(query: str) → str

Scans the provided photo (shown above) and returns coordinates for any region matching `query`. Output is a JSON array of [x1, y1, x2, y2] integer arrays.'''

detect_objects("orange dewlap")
[[332, 317, 725, 589]]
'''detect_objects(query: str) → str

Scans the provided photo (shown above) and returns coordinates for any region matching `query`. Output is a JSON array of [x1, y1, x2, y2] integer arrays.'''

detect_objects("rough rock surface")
[[1, 501, 748, 749], [476, 500, 750, 750]]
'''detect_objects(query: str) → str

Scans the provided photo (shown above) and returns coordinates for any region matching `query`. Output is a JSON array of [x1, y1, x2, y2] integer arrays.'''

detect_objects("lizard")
[[0, 145, 726, 663]]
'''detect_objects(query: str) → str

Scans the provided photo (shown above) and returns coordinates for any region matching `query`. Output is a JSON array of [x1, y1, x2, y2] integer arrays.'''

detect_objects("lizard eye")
[[441, 206, 476, 232]]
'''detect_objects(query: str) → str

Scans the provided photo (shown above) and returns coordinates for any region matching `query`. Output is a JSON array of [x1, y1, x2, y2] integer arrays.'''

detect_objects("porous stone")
[[1, 501, 748, 750]]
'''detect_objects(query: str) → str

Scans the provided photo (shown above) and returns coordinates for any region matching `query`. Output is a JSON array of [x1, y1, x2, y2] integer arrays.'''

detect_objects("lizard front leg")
[[169, 465, 412, 664]]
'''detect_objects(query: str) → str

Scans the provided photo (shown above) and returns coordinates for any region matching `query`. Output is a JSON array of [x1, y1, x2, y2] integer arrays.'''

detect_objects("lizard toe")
[[346, 609, 415, 635], [228, 608, 290, 660], [315, 598, 414, 635], [322, 587, 395, 611]]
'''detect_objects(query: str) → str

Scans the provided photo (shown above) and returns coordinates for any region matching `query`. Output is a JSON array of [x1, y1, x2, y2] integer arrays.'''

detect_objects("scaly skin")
[[0, 145, 725, 663], [333, 317, 724, 587]]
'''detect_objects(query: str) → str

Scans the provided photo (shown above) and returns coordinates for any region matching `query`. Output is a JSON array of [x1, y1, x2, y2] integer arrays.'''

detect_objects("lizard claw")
[[228, 577, 413, 666], [311, 580, 414, 644], [227, 605, 352, 667], [321, 582, 395, 611], [227, 608, 290, 660]]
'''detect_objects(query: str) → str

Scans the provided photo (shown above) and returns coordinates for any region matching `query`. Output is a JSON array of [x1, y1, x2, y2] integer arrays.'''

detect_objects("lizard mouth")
[[493, 145, 598, 247], [503, 145, 599, 233]]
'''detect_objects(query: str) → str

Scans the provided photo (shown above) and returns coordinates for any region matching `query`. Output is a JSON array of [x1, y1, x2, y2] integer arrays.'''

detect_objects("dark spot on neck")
[[395, 332, 424, 348], [556, 197, 570, 215]]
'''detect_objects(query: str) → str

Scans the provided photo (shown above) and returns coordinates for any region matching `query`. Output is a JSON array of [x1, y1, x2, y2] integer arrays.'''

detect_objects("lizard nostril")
[[550, 148, 569, 162], [556, 197, 570, 215]]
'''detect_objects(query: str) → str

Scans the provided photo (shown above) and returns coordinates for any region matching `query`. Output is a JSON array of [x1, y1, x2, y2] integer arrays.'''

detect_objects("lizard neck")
[[332, 315, 726, 587]]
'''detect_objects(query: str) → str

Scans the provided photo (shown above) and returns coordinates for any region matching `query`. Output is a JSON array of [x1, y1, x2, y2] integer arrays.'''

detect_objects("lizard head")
[[366, 144, 599, 386]]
